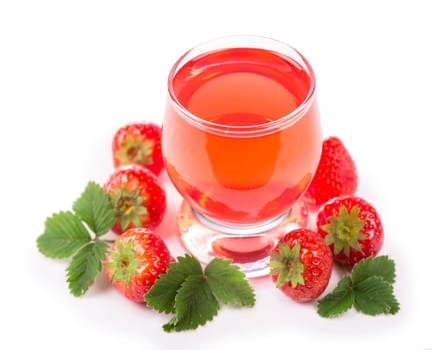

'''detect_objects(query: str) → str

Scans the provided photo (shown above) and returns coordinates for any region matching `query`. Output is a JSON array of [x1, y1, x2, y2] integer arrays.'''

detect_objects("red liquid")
[[163, 47, 321, 225]]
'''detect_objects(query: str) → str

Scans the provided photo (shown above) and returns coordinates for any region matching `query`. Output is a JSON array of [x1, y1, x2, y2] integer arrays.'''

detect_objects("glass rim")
[[167, 35, 316, 137]]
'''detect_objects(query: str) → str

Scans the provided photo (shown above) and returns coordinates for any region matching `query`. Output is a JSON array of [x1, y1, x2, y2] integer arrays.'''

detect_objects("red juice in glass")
[[162, 37, 321, 276]]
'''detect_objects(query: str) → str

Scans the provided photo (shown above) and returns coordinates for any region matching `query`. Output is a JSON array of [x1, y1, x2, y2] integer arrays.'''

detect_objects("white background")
[[1, 0, 431, 349]]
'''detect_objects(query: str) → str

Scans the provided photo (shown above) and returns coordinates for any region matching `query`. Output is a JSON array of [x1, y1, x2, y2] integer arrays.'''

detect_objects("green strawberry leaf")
[[72, 181, 115, 236], [352, 255, 396, 285], [205, 258, 255, 307], [147, 255, 256, 332], [66, 239, 109, 297], [37, 181, 119, 297], [317, 255, 400, 318], [145, 255, 203, 313], [317, 276, 354, 318], [353, 276, 400, 315], [37, 211, 91, 258], [163, 275, 219, 332]]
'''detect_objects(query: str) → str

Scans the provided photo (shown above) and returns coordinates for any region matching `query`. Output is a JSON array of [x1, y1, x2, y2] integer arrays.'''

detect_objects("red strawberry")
[[112, 122, 164, 175], [269, 228, 333, 302], [316, 196, 384, 268], [304, 136, 357, 208], [104, 164, 166, 234], [104, 227, 172, 302]]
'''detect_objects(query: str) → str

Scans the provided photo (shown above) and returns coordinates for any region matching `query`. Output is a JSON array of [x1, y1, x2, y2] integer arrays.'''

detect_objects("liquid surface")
[[172, 48, 310, 127]]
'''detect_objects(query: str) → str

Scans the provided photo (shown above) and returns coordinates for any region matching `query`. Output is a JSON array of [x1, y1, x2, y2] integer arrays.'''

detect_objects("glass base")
[[177, 201, 309, 278]]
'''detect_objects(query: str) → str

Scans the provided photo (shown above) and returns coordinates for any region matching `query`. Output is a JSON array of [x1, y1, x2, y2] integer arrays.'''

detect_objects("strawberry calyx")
[[269, 243, 304, 288], [106, 239, 140, 285], [111, 185, 148, 231], [115, 134, 154, 167], [320, 205, 366, 257]]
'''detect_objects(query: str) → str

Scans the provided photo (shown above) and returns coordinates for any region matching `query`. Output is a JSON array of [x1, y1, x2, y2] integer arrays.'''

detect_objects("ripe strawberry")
[[104, 164, 166, 234], [304, 136, 357, 208], [104, 227, 172, 302], [316, 196, 384, 268], [269, 228, 333, 302], [112, 122, 163, 175]]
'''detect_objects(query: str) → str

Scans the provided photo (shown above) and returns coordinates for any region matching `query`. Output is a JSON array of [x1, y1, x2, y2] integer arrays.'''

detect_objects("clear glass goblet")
[[162, 35, 322, 277]]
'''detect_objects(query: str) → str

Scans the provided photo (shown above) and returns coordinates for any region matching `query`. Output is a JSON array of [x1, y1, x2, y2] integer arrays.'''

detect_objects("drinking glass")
[[162, 35, 322, 277]]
